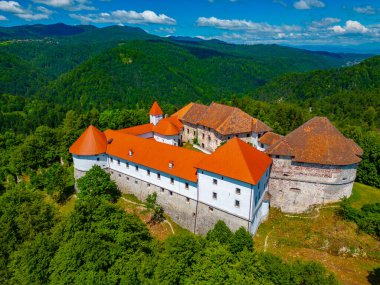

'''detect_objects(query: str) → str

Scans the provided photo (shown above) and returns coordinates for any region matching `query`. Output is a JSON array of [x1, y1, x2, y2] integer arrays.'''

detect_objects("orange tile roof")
[[196, 138, 272, 185], [266, 117, 362, 166], [171, 102, 194, 120], [104, 130, 207, 182], [119, 123, 154, 135], [154, 117, 183, 136], [198, 103, 271, 135], [259, 132, 283, 146], [69, 125, 107, 156], [177, 102, 208, 125], [149, 101, 163, 116]]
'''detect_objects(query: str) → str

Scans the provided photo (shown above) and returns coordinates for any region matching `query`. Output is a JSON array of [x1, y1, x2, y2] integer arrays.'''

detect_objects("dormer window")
[[129, 149, 133, 156], [169, 161, 174, 169]]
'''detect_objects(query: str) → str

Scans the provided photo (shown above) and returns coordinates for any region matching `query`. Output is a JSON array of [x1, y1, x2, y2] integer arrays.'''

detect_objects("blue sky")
[[0, 0, 379, 49]]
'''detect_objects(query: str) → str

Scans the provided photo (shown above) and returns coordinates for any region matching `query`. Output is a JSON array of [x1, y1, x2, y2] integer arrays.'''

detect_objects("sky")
[[0, 0, 380, 51]]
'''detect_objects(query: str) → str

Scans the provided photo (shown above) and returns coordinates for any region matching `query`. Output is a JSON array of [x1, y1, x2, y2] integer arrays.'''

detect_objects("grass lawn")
[[182, 142, 201, 152], [254, 183, 380, 285]]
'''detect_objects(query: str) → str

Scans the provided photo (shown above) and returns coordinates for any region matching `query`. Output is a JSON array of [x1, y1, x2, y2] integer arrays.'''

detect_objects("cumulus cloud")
[[353, 5, 376, 15], [293, 0, 325, 10], [0, 14, 7, 20], [0, 1, 53, 20], [196, 16, 300, 32], [32, 0, 95, 11], [70, 10, 176, 25], [330, 20, 368, 34], [310, 17, 340, 28]]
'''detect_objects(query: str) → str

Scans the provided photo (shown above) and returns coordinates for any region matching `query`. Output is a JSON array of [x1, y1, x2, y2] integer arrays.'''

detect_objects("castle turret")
[[69, 125, 108, 179], [149, 101, 163, 125]]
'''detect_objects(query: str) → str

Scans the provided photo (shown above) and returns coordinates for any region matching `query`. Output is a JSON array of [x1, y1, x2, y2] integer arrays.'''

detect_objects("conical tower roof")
[[149, 101, 163, 116], [69, 125, 107, 156]]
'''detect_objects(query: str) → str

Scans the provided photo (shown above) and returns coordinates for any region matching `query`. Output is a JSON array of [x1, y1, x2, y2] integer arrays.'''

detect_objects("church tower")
[[149, 101, 163, 125]]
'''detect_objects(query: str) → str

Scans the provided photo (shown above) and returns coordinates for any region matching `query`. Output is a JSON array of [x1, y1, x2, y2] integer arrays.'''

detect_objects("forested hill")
[[0, 23, 370, 100], [253, 56, 380, 128]]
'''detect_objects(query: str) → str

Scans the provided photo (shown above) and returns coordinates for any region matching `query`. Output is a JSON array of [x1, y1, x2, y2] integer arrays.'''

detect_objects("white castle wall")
[[150, 114, 163, 126], [73, 154, 108, 172], [153, 133, 180, 146]]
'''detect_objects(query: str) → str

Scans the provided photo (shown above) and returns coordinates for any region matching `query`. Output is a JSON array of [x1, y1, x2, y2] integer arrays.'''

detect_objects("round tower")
[[69, 125, 108, 180]]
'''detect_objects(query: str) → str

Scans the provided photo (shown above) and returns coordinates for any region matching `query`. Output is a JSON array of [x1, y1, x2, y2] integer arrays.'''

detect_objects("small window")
[[208, 135, 211, 141], [161, 188, 164, 193], [111, 171, 114, 174], [342, 177, 347, 181], [110, 157, 113, 163], [170, 177, 174, 184], [135, 180, 138, 184], [169, 191, 173, 196], [135, 165, 138, 171], [275, 155, 280, 158], [236, 188, 241, 195], [202, 133, 205, 139], [118, 174, 121, 177], [209, 207, 214, 212], [228, 136, 230, 139], [97, 157, 100, 161], [126, 177, 129, 181], [117, 159, 120, 165], [187, 129, 189, 134], [212, 192, 217, 199], [157, 173, 161, 179], [147, 169, 150, 176], [235, 200, 240, 208], [246, 134, 250, 137], [283, 173, 289, 177], [193, 131, 195, 135], [147, 183, 151, 187], [185, 182, 189, 189], [126, 162, 129, 168], [213, 179, 218, 185], [186, 197, 190, 203]]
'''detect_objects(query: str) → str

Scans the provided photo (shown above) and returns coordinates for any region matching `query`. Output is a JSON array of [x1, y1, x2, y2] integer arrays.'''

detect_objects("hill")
[[253, 56, 380, 128]]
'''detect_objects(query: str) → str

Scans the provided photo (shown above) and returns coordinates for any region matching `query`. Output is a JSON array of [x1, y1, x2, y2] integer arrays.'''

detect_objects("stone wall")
[[74, 168, 87, 180], [197, 127, 221, 152], [268, 157, 357, 213], [181, 122, 197, 143], [195, 202, 249, 235], [110, 169, 197, 232]]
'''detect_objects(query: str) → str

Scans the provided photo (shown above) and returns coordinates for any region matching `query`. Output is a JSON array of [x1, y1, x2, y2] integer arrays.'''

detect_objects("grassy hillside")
[[254, 183, 380, 285]]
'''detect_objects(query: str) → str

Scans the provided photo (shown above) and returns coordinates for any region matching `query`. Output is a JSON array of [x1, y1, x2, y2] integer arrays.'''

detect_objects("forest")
[[0, 23, 379, 284]]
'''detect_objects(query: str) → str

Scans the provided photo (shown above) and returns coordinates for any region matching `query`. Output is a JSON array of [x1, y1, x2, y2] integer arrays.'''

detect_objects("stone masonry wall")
[[110, 169, 197, 232], [181, 123, 197, 143], [269, 157, 357, 213], [195, 202, 249, 235]]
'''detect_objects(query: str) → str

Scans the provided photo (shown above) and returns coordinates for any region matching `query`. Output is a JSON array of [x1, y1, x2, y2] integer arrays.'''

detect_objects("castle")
[[70, 101, 362, 234]]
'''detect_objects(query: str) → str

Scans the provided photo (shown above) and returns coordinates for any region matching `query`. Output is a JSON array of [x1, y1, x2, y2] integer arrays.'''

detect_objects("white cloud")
[[293, 0, 325, 10], [310, 17, 340, 28], [330, 20, 368, 34], [196, 16, 301, 32], [0, 14, 7, 20], [32, 0, 95, 11], [0, 1, 52, 21], [156, 27, 176, 34], [354, 5, 376, 15], [70, 10, 176, 25], [0, 1, 24, 13]]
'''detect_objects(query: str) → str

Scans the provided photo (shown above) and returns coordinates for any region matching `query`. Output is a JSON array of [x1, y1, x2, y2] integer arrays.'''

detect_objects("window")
[[202, 133, 205, 139], [228, 136, 230, 139], [209, 207, 214, 212], [126, 177, 129, 181], [118, 174, 121, 177], [193, 131, 195, 135], [117, 159, 120, 165], [161, 188, 164, 193], [235, 200, 240, 208], [212, 192, 217, 199], [147, 169, 150, 176], [157, 173, 161, 179], [126, 162, 129, 168], [110, 157, 113, 163], [187, 129, 189, 134], [208, 135, 211, 141], [275, 155, 280, 158], [170, 177, 174, 184], [135, 165, 139, 171], [213, 179, 218, 185], [246, 134, 250, 137], [185, 182, 189, 189], [147, 183, 151, 187], [135, 180, 138, 184], [186, 197, 190, 203], [111, 171, 114, 174], [97, 157, 100, 161], [236, 188, 241, 195], [169, 191, 173, 196]]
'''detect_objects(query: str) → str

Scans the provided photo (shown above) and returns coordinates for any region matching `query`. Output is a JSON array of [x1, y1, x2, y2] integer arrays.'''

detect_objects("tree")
[[206, 220, 233, 245], [229, 227, 254, 253], [144, 192, 164, 224], [76, 165, 120, 201]]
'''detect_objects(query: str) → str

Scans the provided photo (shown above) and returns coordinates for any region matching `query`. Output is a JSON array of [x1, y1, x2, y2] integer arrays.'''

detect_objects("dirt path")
[[284, 205, 340, 219]]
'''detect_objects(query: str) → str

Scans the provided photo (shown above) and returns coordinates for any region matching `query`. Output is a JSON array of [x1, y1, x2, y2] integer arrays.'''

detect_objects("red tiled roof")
[[104, 130, 207, 182], [196, 138, 272, 185], [119, 123, 154, 136], [266, 117, 362, 166], [176, 102, 208, 125], [198, 103, 271, 135], [154, 117, 183, 136], [149, 101, 163, 116], [69, 125, 107, 156], [259, 132, 283, 146]]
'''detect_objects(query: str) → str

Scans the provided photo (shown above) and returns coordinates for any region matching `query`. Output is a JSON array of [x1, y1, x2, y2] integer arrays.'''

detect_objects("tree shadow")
[[367, 267, 380, 285]]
